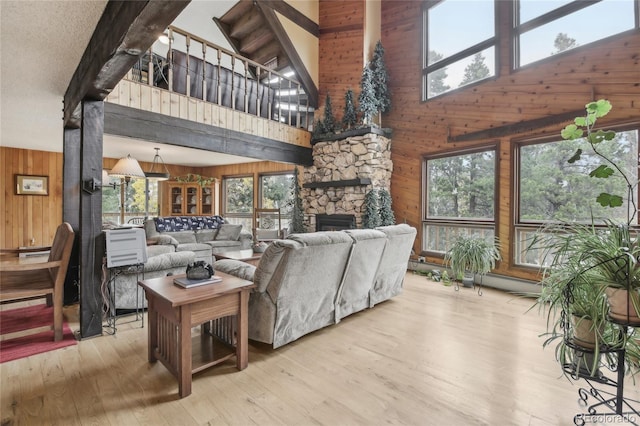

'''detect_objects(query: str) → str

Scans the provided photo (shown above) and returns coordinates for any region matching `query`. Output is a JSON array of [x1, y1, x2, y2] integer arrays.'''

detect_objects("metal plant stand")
[[561, 267, 639, 425], [563, 340, 639, 425]]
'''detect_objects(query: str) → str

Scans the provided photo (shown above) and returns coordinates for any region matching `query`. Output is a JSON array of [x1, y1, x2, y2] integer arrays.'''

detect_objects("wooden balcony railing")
[[127, 25, 313, 131]]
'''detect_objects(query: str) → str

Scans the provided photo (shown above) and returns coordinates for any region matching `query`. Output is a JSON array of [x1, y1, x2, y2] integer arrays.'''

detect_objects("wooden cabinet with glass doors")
[[160, 182, 219, 216]]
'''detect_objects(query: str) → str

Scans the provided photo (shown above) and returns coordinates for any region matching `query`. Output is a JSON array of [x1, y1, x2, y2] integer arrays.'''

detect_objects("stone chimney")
[[301, 128, 392, 230]]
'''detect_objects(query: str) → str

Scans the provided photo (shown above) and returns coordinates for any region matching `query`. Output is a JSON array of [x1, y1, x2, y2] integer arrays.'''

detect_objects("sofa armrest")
[[214, 259, 256, 282], [151, 234, 179, 247]]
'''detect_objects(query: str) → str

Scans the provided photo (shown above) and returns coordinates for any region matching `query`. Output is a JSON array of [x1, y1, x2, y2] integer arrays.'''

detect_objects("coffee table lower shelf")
[[191, 330, 236, 374]]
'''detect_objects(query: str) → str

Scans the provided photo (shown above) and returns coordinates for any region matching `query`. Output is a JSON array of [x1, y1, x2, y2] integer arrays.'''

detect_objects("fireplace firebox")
[[316, 214, 356, 232]]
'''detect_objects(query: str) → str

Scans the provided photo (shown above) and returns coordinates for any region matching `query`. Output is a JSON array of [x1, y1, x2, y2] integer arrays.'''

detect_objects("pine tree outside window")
[[514, 0, 635, 68], [421, 0, 497, 100], [422, 146, 497, 255], [514, 127, 639, 267], [223, 175, 254, 230], [259, 173, 295, 231]]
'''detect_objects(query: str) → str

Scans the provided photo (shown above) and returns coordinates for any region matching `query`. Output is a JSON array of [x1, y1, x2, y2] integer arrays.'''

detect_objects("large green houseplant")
[[445, 235, 501, 288], [529, 99, 640, 378], [560, 99, 640, 324]]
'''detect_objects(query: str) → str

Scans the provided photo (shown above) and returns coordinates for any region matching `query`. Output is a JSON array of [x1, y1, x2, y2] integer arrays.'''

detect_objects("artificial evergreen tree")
[[378, 188, 395, 226], [371, 41, 391, 126], [362, 189, 381, 229], [290, 167, 306, 233], [342, 88, 357, 130], [312, 119, 326, 140], [322, 93, 337, 134], [358, 65, 377, 126]]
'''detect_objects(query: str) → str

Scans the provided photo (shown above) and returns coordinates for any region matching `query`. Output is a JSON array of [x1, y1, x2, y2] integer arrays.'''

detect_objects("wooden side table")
[[138, 272, 255, 398]]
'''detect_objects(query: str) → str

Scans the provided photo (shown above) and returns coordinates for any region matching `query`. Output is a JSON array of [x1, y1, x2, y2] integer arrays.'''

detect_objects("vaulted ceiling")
[[214, 0, 318, 107]]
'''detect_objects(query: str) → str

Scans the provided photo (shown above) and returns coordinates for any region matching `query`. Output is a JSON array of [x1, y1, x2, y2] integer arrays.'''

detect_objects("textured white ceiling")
[[1, 1, 108, 152], [0, 0, 257, 167]]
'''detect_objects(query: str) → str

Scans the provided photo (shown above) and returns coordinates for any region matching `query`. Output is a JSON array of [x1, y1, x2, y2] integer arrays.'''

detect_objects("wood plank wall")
[[381, 1, 640, 281], [318, 0, 365, 118], [1, 147, 63, 249], [0, 150, 289, 249]]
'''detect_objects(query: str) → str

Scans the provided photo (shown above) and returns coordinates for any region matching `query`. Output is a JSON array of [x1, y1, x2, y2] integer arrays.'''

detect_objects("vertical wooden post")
[[63, 101, 104, 339], [63, 128, 81, 305]]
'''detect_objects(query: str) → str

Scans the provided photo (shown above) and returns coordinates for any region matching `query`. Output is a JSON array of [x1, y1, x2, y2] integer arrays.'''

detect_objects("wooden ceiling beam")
[[256, 2, 318, 107], [63, 0, 190, 128], [104, 103, 313, 165], [258, 0, 319, 37]]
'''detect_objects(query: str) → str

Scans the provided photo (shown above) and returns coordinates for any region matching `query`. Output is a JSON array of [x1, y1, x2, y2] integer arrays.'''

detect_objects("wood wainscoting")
[[1, 147, 63, 250]]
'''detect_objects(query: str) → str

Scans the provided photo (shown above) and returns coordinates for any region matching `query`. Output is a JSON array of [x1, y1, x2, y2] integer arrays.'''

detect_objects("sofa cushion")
[[196, 229, 218, 243], [205, 240, 242, 249], [154, 234, 179, 246], [175, 242, 210, 253], [215, 224, 242, 241], [144, 251, 194, 272], [146, 244, 175, 257], [171, 231, 197, 244]]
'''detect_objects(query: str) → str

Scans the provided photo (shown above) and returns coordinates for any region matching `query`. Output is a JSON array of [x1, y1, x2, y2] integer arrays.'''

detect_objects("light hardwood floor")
[[2, 272, 639, 425]]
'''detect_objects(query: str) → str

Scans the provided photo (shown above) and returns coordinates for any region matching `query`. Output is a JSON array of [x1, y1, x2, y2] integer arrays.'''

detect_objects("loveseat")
[[143, 216, 253, 264], [215, 224, 417, 348]]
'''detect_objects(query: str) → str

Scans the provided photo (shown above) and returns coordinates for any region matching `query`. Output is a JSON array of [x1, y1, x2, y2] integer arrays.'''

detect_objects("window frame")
[[512, 0, 640, 70], [421, 144, 500, 256], [513, 122, 640, 268], [421, 0, 500, 101], [222, 174, 254, 227], [258, 171, 295, 231]]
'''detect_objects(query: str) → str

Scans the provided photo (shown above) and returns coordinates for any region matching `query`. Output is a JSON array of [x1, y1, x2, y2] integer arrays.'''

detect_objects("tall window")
[[514, 0, 636, 68], [422, 0, 497, 100], [259, 173, 294, 230], [101, 178, 158, 224], [515, 127, 639, 267], [422, 147, 497, 254], [223, 175, 254, 230]]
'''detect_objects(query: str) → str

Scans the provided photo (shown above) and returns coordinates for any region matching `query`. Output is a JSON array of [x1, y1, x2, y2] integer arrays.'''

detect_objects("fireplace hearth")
[[316, 214, 356, 231]]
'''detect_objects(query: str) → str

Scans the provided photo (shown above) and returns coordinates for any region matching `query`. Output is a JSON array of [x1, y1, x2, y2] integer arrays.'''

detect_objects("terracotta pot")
[[604, 287, 640, 325], [571, 316, 601, 349]]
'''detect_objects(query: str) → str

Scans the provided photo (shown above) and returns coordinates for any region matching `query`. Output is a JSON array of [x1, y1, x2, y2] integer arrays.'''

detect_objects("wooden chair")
[[127, 217, 146, 225], [0, 223, 75, 341]]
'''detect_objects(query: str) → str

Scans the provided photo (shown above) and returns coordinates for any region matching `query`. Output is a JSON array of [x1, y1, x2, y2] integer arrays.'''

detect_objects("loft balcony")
[[105, 25, 313, 148]]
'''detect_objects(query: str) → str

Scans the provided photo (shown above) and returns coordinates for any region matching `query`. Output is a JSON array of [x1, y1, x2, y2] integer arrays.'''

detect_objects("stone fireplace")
[[301, 128, 392, 230], [316, 214, 356, 231]]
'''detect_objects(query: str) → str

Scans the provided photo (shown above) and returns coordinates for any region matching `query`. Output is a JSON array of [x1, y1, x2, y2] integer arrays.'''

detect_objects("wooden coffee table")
[[138, 271, 255, 398], [215, 249, 263, 266]]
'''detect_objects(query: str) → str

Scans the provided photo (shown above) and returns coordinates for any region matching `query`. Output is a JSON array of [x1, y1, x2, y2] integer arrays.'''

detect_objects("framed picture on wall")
[[16, 174, 48, 196]]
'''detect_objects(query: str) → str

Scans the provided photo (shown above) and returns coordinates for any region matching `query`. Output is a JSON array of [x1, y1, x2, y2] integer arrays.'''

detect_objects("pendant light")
[[145, 148, 170, 181]]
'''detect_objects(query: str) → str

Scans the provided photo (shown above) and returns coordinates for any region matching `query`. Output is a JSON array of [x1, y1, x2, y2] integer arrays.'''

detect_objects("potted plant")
[[530, 236, 624, 377], [445, 235, 501, 288], [529, 99, 640, 379], [560, 99, 640, 324]]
